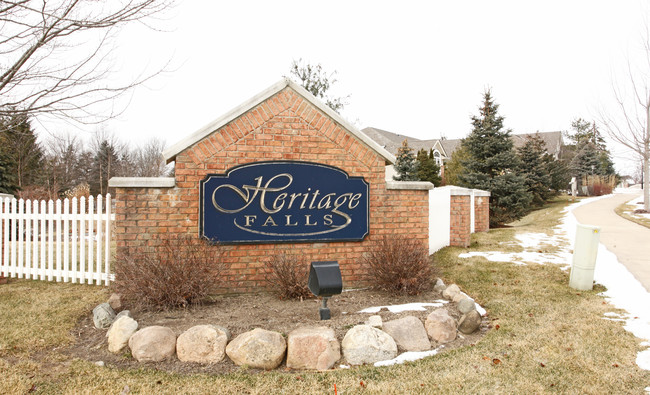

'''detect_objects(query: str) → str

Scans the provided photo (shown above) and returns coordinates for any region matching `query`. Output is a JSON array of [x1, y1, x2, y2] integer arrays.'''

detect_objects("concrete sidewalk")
[[573, 190, 650, 292]]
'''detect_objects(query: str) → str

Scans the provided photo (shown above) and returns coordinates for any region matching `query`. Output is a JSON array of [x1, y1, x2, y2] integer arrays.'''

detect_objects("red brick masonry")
[[111, 83, 431, 293]]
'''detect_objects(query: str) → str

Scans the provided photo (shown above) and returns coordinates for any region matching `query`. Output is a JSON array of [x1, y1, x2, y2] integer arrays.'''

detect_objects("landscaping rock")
[[382, 316, 430, 352], [225, 328, 286, 370], [341, 325, 397, 365], [176, 325, 229, 364], [457, 298, 476, 315], [367, 315, 383, 328], [116, 310, 131, 320], [108, 293, 122, 311], [128, 326, 176, 362], [286, 326, 340, 371], [442, 284, 461, 300], [452, 293, 467, 303], [92, 303, 116, 329], [458, 310, 482, 334], [425, 309, 457, 343], [107, 315, 138, 353], [433, 278, 446, 293]]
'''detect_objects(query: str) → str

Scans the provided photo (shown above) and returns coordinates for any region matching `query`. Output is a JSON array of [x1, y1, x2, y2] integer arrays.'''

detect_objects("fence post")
[[25, 200, 31, 279], [1, 198, 7, 277], [63, 198, 70, 283], [79, 197, 86, 284], [96, 195, 103, 285], [18, 199, 24, 279], [71, 197, 78, 283], [105, 193, 111, 286], [87, 195, 94, 285], [40, 200, 46, 281]]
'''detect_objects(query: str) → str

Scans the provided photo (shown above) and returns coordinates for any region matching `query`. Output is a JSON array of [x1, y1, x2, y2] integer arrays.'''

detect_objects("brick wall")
[[449, 194, 471, 247], [113, 86, 429, 293], [474, 195, 490, 232]]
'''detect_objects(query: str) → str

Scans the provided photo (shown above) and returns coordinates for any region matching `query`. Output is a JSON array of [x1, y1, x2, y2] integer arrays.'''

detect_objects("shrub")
[[265, 253, 312, 300], [112, 236, 225, 309], [363, 235, 436, 295]]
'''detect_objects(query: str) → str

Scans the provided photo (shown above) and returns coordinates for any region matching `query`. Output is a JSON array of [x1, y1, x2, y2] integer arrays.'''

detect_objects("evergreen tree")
[[288, 59, 349, 113], [0, 113, 44, 190], [90, 140, 120, 196], [416, 148, 442, 186], [0, 147, 18, 195], [393, 139, 418, 181], [517, 134, 554, 206], [443, 143, 468, 186], [568, 118, 616, 178], [459, 90, 532, 226]]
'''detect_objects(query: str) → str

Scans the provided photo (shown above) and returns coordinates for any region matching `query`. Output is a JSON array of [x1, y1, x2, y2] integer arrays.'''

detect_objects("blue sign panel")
[[200, 161, 369, 244]]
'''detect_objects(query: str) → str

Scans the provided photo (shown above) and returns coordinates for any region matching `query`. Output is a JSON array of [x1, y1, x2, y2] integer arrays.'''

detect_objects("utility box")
[[308, 261, 342, 320], [569, 224, 601, 291]]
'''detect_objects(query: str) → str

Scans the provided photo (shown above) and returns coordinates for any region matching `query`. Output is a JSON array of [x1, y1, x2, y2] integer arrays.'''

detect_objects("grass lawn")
[[1, 196, 649, 394], [615, 199, 650, 230]]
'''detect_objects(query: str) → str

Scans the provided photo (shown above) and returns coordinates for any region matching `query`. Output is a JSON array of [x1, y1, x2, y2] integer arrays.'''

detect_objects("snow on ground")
[[459, 188, 650, 371], [374, 347, 442, 367], [358, 301, 447, 314], [624, 194, 650, 220]]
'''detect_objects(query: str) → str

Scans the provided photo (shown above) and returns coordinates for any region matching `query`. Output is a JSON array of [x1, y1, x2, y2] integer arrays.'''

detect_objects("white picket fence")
[[0, 195, 115, 285]]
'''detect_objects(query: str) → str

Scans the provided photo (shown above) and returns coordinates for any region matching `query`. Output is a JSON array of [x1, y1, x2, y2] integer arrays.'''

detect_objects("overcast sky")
[[34, 0, 649, 175]]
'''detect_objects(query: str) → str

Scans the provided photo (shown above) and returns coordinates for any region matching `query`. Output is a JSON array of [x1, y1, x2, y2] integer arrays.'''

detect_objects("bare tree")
[[599, 26, 650, 211], [0, 0, 173, 122], [130, 137, 167, 177]]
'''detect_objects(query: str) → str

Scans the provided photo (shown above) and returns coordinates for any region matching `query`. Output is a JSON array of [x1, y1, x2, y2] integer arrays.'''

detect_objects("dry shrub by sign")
[[363, 235, 436, 295], [264, 253, 312, 300], [112, 236, 225, 309]]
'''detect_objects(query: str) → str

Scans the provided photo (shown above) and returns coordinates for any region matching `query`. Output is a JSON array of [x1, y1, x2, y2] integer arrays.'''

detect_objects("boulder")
[[108, 293, 122, 311], [93, 303, 116, 329], [341, 325, 397, 365], [107, 315, 138, 353], [458, 310, 482, 334], [382, 316, 430, 352], [425, 309, 457, 343], [225, 328, 286, 370], [128, 326, 176, 362], [176, 325, 230, 364], [116, 310, 131, 320], [457, 298, 476, 315], [442, 284, 461, 301], [433, 278, 446, 293], [452, 293, 467, 303], [367, 315, 383, 328], [286, 327, 340, 371]]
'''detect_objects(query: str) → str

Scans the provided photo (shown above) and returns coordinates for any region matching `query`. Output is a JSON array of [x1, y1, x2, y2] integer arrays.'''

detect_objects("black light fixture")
[[307, 261, 343, 320]]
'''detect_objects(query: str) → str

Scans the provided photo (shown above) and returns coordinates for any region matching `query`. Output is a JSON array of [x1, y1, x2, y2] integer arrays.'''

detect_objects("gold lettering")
[[259, 174, 293, 214], [323, 214, 333, 226], [288, 193, 301, 209], [300, 188, 311, 209], [308, 190, 321, 209], [305, 215, 317, 226], [349, 193, 362, 209], [244, 215, 257, 227], [317, 193, 335, 209], [285, 215, 298, 226], [273, 193, 288, 211], [263, 216, 278, 227]]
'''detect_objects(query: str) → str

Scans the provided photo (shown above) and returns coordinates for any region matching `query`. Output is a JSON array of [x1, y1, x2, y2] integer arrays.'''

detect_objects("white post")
[[79, 197, 86, 284], [104, 193, 111, 285], [87, 195, 94, 285], [71, 197, 78, 283], [40, 200, 46, 281], [96, 195, 103, 285], [17, 199, 24, 279], [32, 200, 39, 280], [47, 200, 54, 281], [25, 200, 31, 279], [569, 224, 601, 291], [1, 198, 7, 277], [63, 198, 70, 282], [55, 199, 62, 282], [10, 198, 16, 278]]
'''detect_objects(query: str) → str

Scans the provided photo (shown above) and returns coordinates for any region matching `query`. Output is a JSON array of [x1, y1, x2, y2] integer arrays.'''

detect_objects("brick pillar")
[[449, 194, 471, 247], [473, 191, 490, 232]]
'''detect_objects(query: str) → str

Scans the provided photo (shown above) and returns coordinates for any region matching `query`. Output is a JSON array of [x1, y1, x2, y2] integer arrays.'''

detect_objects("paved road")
[[573, 191, 650, 292]]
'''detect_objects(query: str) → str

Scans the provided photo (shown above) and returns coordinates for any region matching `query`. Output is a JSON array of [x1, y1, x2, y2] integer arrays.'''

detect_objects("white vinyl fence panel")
[[0, 195, 114, 285]]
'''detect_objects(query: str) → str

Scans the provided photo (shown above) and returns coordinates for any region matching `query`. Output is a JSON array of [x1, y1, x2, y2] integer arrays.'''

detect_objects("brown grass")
[[264, 252, 312, 300], [615, 200, 650, 230]]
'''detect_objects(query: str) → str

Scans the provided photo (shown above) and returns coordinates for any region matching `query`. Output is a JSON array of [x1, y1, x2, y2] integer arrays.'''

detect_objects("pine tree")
[[0, 147, 17, 194], [517, 134, 553, 206], [416, 148, 442, 186], [0, 113, 43, 190], [393, 139, 419, 181], [459, 90, 532, 226]]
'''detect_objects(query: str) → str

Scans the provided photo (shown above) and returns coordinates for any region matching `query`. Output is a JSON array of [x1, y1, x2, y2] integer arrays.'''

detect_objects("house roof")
[[163, 79, 396, 164], [362, 127, 564, 158]]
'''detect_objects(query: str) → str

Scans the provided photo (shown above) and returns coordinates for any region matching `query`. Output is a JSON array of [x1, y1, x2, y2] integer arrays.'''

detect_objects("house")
[[362, 127, 564, 168]]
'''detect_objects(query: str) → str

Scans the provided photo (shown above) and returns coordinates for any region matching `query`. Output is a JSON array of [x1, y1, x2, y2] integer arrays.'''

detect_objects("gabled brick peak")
[[162, 78, 396, 164]]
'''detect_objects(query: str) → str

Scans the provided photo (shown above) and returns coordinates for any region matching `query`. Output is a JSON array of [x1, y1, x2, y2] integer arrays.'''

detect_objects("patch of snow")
[[339, 364, 350, 369], [358, 301, 447, 314], [637, 350, 650, 371], [374, 348, 442, 367]]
